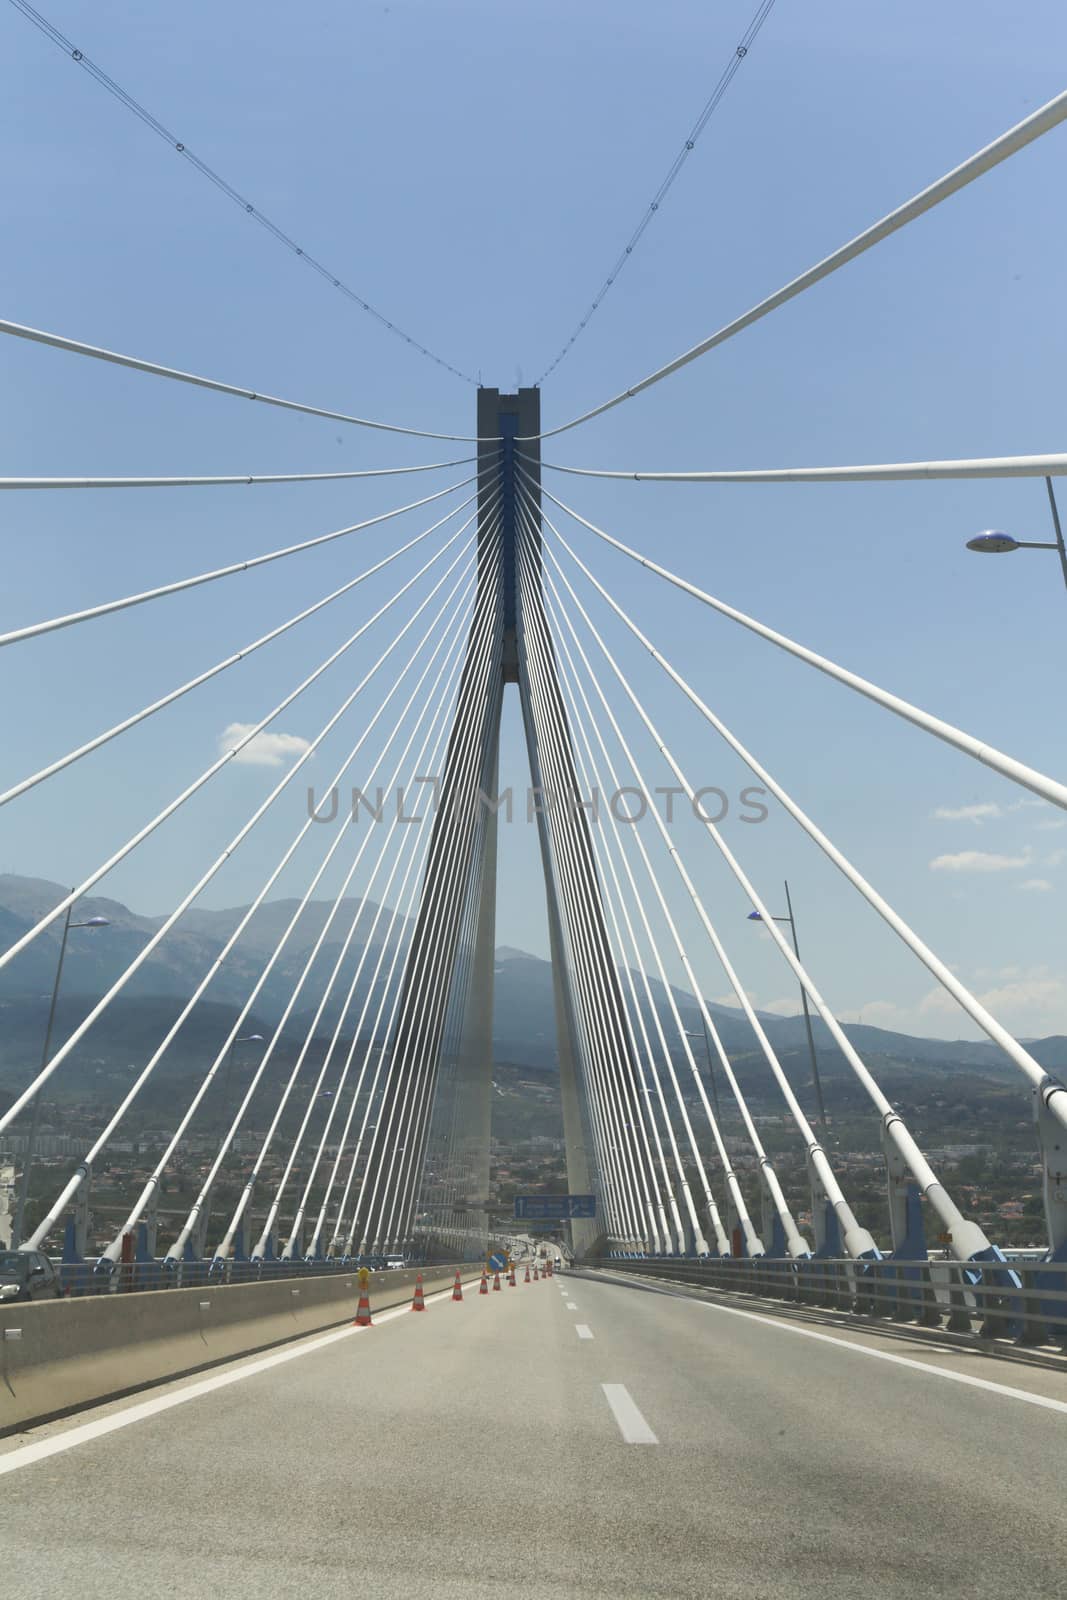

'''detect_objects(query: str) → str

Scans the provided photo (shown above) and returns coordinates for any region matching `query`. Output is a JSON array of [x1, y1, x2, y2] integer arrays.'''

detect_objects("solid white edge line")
[[575, 1324, 594, 1340], [0, 1278, 482, 1475], [601, 1383, 659, 1444], [566, 1302, 578, 1310], [686, 1293, 1067, 1416]]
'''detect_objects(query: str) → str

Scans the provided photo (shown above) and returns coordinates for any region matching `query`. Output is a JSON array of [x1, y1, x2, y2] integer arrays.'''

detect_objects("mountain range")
[[0, 876, 1063, 1114]]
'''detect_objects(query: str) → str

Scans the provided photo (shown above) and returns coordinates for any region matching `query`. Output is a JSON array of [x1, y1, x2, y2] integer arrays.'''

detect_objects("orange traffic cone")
[[508, 1267, 517, 1287], [523, 1264, 530, 1283], [411, 1273, 426, 1312], [354, 1285, 372, 1327], [546, 1262, 553, 1278], [479, 1270, 489, 1295], [452, 1270, 464, 1302], [533, 1265, 539, 1281], [492, 1270, 502, 1292]]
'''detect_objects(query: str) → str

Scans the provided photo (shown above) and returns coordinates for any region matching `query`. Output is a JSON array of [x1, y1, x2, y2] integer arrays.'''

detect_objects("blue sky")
[[2, 0, 1066, 1042]]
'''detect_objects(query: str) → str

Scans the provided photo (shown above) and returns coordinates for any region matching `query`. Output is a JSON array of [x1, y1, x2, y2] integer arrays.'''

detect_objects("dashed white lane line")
[[602, 1383, 658, 1444], [0, 1278, 482, 1477], [566, 1301, 578, 1310], [692, 1297, 1067, 1418], [575, 1324, 594, 1340]]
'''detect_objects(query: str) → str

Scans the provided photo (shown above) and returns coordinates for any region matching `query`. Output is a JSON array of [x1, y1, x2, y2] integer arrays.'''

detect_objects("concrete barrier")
[[0, 1265, 463, 1433]]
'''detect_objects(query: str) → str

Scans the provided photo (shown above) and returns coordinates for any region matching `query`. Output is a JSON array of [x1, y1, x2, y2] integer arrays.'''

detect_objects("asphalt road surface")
[[3, 1267, 1066, 1599]]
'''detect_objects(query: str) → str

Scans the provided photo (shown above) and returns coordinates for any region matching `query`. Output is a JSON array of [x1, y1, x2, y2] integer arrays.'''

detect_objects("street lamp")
[[746, 878, 827, 1129], [221, 1034, 264, 1150], [683, 1025, 722, 1122], [965, 477, 1067, 594], [11, 901, 109, 1248]]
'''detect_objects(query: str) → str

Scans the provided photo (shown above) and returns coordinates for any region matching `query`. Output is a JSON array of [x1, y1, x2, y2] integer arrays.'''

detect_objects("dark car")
[[0, 1250, 62, 1302]]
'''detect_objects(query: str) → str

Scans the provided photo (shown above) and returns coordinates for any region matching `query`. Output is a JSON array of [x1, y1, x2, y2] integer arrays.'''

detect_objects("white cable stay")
[[351, 563, 507, 1253], [528, 89, 1067, 440], [538, 483, 1067, 814], [0, 513, 481, 984], [254, 533, 501, 1261], [527, 544, 696, 1254], [0, 318, 485, 442], [0, 459, 478, 490], [539, 512, 998, 1264], [81, 545, 480, 1264], [0, 526, 476, 1137], [516, 526, 677, 1252], [281, 603, 504, 1263], [371, 591, 511, 1254], [0, 474, 479, 650], [0, 491, 481, 809], [513, 556, 640, 1246], [519, 489, 809, 1257], [542, 542, 806, 1258], [299, 695, 468, 1262], [314, 691, 464, 1260], [545, 503, 1067, 1137], [177, 558, 485, 1266], [369, 559, 509, 1254], [263, 581, 497, 1263], [29, 555, 477, 1255], [539, 450, 1067, 485], [216, 593, 472, 1262], [265, 537, 502, 1260]]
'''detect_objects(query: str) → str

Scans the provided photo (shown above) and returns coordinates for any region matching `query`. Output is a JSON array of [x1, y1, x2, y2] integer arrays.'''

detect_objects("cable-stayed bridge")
[[3, 76, 1067, 1600]]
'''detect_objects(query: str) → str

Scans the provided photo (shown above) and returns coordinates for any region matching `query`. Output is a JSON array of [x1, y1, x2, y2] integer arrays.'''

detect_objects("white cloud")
[[929, 849, 1032, 873], [1019, 878, 1053, 893], [1035, 818, 1067, 832], [761, 996, 800, 1016], [1044, 848, 1067, 868], [219, 722, 311, 768], [839, 999, 900, 1025], [932, 802, 1002, 824], [920, 964, 1067, 1029]]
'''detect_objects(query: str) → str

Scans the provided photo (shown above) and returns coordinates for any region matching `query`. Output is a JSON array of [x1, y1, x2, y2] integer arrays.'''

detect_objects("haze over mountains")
[[0, 877, 1063, 1104]]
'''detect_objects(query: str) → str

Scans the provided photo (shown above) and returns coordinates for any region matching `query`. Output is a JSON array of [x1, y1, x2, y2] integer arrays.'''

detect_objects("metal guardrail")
[[603, 1255, 1067, 1351], [54, 1255, 433, 1297]]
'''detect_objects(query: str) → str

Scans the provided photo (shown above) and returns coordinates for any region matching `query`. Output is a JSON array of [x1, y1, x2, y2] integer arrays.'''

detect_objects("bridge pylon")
[[351, 389, 662, 1263]]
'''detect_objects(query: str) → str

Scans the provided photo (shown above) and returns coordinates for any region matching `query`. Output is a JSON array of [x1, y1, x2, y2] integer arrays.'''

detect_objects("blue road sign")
[[513, 1194, 596, 1221], [488, 1252, 507, 1272]]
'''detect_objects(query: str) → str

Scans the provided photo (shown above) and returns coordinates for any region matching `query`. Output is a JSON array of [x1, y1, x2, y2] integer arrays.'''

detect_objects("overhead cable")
[[538, 503, 998, 1265], [535, 0, 778, 384], [536, 495, 1067, 1138], [0, 474, 480, 649], [1, 489, 481, 808], [7, 0, 476, 384], [539, 450, 1067, 484], [0, 319, 483, 441], [536, 482, 1067, 814], [530, 88, 1067, 440], [0, 459, 476, 491], [0, 518, 474, 1049], [56, 545, 479, 1261]]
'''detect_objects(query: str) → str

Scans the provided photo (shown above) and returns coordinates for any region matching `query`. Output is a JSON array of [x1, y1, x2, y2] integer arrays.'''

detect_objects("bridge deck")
[[3, 1270, 1066, 1598]]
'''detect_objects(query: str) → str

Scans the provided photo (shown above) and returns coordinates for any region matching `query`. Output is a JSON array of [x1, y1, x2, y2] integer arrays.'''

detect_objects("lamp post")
[[12, 900, 109, 1248], [965, 476, 1067, 594], [684, 1024, 722, 1122], [221, 1033, 264, 1151], [747, 879, 827, 1129]]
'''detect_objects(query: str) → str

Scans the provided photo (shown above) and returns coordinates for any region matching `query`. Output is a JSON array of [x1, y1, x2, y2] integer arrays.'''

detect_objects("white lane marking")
[[602, 1383, 658, 1444], [0, 1278, 482, 1476], [575, 1324, 594, 1340], [688, 1297, 1067, 1418], [566, 1301, 578, 1310]]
